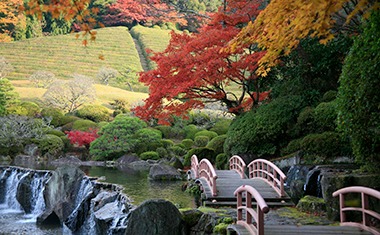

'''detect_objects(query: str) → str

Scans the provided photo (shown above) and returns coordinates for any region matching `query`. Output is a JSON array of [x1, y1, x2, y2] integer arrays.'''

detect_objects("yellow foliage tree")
[[229, 0, 379, 76], [0, 0, 24, 42]]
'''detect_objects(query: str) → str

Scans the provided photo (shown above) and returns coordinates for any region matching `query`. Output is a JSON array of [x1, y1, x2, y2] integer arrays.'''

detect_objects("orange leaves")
[[229, 0, 377, 76]]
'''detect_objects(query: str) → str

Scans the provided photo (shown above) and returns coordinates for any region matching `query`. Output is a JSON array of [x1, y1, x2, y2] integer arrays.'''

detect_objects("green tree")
[[89, 115, 147, 160], [337, 11, 380, 172], [0, 78, 19, 115]]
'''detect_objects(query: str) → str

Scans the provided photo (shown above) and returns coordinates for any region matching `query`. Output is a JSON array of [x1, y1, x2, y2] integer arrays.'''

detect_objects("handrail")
[[229, 155, 246, 179], [333, 186, 380, 235], [247, 159, 287, 197], [234, 185, 269, 235], [190, 155, 199, 178], [198, 158, 218, 196]]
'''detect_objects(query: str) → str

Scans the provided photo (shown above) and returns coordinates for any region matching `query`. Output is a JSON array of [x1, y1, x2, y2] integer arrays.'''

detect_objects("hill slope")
[[0, 27, 143, 81]]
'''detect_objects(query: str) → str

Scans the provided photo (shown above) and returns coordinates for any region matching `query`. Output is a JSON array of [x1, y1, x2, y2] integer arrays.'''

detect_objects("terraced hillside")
[[0, 27, 143, 81]]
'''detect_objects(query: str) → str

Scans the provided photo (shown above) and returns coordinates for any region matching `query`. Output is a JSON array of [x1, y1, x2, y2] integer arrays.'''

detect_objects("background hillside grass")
[[0, 27, 143, 81], [130, 25, 173, 70]]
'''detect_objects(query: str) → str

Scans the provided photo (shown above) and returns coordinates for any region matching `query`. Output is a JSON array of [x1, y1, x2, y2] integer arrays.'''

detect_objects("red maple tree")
[[103, 0, 190, 27], [134, 0, 269, 125], [66, 129, 99, 149]]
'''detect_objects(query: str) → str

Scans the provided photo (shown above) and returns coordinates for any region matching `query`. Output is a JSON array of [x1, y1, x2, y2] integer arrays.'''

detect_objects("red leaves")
[[134, 0, 270, 124], [66, 129, 99, 149]]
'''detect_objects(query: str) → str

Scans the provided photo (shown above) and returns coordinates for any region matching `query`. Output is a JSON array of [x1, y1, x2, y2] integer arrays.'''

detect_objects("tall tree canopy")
[[229, 0, 379, 75], [0, 0, 24, 42], [134, 0, 268, 125]]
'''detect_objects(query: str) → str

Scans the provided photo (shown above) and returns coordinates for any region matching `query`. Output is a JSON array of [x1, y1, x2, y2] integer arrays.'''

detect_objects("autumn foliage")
[[103, 0, 188, 27], [134, 0, 269, 125], [0, 0, 24, 42], [66, 129, 99, 149], [229, 0, 379, 75]]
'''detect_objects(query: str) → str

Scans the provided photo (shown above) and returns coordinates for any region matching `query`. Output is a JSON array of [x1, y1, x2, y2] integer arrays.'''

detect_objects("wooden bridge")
[[189, 154, 380, 235], [189, 155, 293, 207]]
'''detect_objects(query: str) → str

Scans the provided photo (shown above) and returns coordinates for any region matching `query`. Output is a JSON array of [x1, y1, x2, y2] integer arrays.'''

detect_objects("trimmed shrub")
[[76, 104, 110, 122], [60, 135, 72, 151], [38, 134, 64, 156], [194, 130, 218, 140], [210, 119, 232, 135], [321, 90, 337, 102], [194, 135, 209, 147], [300, 132, 348, 159], [90, 116, 147, 160], [313, 100, 337, 133], [46, 129, 65, 137], [140, 151, 160, 160], [184, 124, 199, 140], [60, 115, 80, 126], [189, 111, 211, 127], [181, 139, 194, 150], [206, 135, 227, 154], [156, 147, 168, 158], [72, 119, 98, 131], [155, 125, 185, 139], [134, 128, 163, 155], [161, 139, 174, 148], [20, 101, 41, 117], [41, 107, 64, 127], [170, 145, 187, 156], [215, 153, 228, 170], [184, 147, 216, 166], [281, 138, 303, 156]]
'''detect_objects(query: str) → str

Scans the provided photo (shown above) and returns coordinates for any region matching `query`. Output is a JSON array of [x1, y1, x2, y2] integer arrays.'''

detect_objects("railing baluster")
[[229, 155, 246, 179]]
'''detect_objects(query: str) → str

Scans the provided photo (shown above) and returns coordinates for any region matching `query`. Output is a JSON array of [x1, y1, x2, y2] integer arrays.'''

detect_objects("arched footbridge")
[[188, 155, 293, 207]]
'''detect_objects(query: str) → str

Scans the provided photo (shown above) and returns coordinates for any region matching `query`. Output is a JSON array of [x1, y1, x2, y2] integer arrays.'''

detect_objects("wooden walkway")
[[228, 224, 373, 235], [197, 170, 293, 207]]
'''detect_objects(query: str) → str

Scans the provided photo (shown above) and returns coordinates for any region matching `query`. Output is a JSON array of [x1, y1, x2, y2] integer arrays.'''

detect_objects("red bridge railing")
[[248, 159, 287, 197], [229, 155, 246, 179], [190, 155, 199, 178], [198, 158, 218, 196], [333, 186, 380, 235], [234, 185, 269, 235]]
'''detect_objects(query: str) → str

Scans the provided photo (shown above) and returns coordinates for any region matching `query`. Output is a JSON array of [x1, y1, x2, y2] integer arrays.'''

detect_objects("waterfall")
[[2, 169, 29, 212]]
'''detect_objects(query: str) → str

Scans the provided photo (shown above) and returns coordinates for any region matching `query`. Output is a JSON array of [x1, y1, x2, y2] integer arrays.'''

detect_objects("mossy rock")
[[181, 209, 203, 227], [296, 195, 326, 214]]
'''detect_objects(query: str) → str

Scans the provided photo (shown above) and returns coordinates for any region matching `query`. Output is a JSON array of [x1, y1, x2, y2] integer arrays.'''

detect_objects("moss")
[[296, 195, 326, 214], [213, 223, 228, 235], [277, 207, 330, 225]]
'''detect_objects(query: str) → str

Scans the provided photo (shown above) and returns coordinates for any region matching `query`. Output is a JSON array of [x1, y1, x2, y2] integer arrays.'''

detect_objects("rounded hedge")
[[210, 119, 232, 135], [76, 104, 110, 122], [181, 139, 194, 150], [215, 153, 228, 170], [194, 135, 209, 147], [169, 145, 187, 156], [41, 107, 64, 127], [183, 124, 199, 140], [38, 134, 64, 156], [206, 135, 227, 154], [194, 130, 218, 140], [140, 151, 160, 160], [72, 119, 98, 131], [184, 147, 216, 166]]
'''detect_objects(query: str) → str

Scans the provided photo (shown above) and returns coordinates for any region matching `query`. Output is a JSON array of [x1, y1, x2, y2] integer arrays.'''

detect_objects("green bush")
[[134, 128, 163, 155], [72, 119, 98, 131], [140, 151, 160, 160], [156, 147, 168, 158], [20, 101, 41, 117], [194, 130, 218, 140], [206, 135, 227, 154], [215, 153, 228, 170], [210, 119, 232, 135], [76, 104, 110, 123], [189, 111, 211, 127], [184, 124, 199, 140], [60, 135, 72, 151], [181, 139, 194, 150], [291, 106, 315, 138], [281, 138, 303, 156], [321, 90, 337, 102], [38, 134, 64, 156], [90, 116, 147, 160], [161, 139, 174, 148], [300, 132, 348, 160], [155, 125, 185, 139], [313, 100, 337, 133], [184, 147, 216, 166], [41, 107, 64, 127], [60, 115, 80, 126], [337, 11, 380, 172], [194, 135, 209, 147], [224, 96, 304, 157], [46, 129, 65, 137], [169, 145, 187, 156]]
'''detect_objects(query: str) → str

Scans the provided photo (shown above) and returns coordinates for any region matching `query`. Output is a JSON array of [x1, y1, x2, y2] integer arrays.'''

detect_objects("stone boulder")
[[149, 163, 182, 180], [125, 199, 187, 235], [128, 160, 151, 171], [37, 166, 85, 225]]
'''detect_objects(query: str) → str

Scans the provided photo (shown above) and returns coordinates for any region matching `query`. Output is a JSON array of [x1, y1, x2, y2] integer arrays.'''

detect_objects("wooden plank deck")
[[227, 224, 373, 235], [196, 170, 293, 207]]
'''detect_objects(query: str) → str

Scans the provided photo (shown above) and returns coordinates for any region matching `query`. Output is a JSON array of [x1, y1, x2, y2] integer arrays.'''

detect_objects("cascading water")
[[2, 169, 29, 211]]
